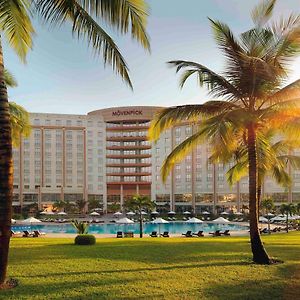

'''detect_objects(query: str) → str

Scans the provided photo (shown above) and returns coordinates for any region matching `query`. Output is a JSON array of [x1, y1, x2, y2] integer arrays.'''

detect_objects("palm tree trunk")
[[0, 37, 13, 285], [139, 212, 143, 238], [286, 215, 289, 233], [247, 123, 271, 264]]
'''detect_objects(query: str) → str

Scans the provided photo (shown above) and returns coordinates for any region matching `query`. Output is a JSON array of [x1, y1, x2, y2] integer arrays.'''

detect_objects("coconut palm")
[[260, 198, 275, 234], [149, 0, 300, 264], [280, 203, 296, 233], [0, 0, 150, 286], [124, 195, 154, 238]]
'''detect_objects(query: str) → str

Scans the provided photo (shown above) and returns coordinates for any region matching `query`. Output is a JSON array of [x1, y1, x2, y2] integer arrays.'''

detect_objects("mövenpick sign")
[[112, 110, 143, 116]]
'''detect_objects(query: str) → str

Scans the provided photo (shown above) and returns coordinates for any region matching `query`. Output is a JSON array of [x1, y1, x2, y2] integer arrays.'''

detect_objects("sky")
[[4, 0, 300, 114]]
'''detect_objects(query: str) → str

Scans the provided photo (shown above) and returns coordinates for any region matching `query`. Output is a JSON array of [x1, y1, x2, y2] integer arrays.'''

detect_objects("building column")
[[237, 181, 240, 212], [136, 184, 139, 195], [191, 124, 196, 214], [120, 184, 124, 212], [213, 163, 217, 214], [19, 134, 24, 210], [170, 127, 175, 211], [288, 151, 293, 203]]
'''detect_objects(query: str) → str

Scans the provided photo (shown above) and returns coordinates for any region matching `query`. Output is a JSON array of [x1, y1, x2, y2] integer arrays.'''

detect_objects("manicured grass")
[[1, 232, 300, 299]]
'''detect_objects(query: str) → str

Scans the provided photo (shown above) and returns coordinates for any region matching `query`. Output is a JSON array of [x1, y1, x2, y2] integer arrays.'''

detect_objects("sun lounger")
[[11, 230, 22, 237], [160, 231, 169, 237], [149, 231, 158, 237], [33, 230, 46, 237], [116, 231, 123, 238], [209, 230, 221, 237], [23, 230, 33, 237], [192, 230, 204, 237], [221, 230, 230, 236], [182, 230, 193, 237]]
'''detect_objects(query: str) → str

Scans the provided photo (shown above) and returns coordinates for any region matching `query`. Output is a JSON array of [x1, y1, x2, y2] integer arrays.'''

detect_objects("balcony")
[[106, 172, 151, 176], [106, 145, 151, 150], [106, 163, 152, 168], [107, 181, 151, 185], [106, 154, 151, 159], [106, 136, 148, 142], [106, 125, 149, 131]]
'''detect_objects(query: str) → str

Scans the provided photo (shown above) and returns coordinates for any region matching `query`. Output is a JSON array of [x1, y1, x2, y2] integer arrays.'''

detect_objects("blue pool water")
[[12, 222, 248, 234]]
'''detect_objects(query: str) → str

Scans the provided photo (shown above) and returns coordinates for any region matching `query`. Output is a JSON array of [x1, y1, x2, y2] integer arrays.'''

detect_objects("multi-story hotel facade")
[[12, 106, 300, 213]]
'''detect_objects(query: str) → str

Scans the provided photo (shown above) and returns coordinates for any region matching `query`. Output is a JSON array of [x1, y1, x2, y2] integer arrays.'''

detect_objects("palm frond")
[[0, 0, 34, 62], [148, 101, 238, 142], [4, 69, 17, 87], [35, 0, 149, 88], [9, 101, 31, 147], [267, 79, 300, 103], [251, 0, 275, 27], [168, 60, 243, 100], [161, 128, 208, 182], [79, 0, 150, 50]]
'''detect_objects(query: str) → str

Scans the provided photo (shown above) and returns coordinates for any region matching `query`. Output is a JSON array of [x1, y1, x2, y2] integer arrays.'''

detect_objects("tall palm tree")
[[0, 0, 150, 286], [124, 195, 154, 238], [280, 203, 296, 233], [149, 0, 300, 264]]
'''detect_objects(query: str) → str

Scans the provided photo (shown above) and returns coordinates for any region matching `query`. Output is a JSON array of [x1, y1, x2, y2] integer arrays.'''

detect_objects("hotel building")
[[12, 106, 300, 213]]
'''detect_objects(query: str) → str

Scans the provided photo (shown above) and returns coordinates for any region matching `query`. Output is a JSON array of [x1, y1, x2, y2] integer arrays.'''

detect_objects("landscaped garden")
[[1, 232, 299, 299]]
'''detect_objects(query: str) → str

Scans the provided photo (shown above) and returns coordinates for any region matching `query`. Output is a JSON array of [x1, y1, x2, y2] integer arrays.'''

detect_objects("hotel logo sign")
[[112, 110, 143, 117]]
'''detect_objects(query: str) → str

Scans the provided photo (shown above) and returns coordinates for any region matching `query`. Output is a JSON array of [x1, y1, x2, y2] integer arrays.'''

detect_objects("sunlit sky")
[[4, 0, 300, 114]]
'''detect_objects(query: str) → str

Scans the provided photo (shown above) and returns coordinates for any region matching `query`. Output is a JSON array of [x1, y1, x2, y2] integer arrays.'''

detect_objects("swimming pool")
[[12, 222, 248, 234]]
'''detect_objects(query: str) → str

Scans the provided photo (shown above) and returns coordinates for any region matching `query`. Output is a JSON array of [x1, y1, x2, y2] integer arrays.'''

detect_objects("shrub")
[[74, 234, 96, 245], [72, 220, 89, 234]]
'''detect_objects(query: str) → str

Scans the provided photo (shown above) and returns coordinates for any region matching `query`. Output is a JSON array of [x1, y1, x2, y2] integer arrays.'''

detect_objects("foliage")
[[260, 198, 275, 214], [2, 232, 300, 299], [107, 202, 121, 213], [124, 195, 155, 238], [71, 220, 89, 234], [75, 199, 87, 214], [149, 0, 300, 264], [280, 203, 296, 233], [124, 195, 155, 214], [74, 234, 96, 245]]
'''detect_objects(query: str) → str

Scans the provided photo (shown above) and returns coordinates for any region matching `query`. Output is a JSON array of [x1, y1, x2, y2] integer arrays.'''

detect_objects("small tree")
[[72, 220, 89, 234], [76, 199, 87, 214], [280, 203, 296, 233], [88, 198, 100, 212], [260, 198, 274, 234], [53, 200, 67, 212], [124, 195, 155, 238]]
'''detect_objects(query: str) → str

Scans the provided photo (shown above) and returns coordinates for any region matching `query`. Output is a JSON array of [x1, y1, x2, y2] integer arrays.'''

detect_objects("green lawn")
[[1, 232, 300, 300]]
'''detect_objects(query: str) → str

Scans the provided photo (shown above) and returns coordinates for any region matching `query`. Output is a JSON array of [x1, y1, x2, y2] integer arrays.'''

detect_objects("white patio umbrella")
[[152, 217, 169, 236], [168, 211, 176, 215], [186, 217, 203, 223], [46, 211, 55, 215], [11, 219, 16, 224], [40, 211, 48, 215], [202, 211, 210, 215], [22, 217, 42, 230], [183, 211, 191, 215], [90, 211, 100, 216], [150, 211, 159, 215], [126, 211, 135, 216], [220, 211, 229, 215], [212, 217, 230, 223], [265, 213, 274, 217], [270, 216, 285, 222], [259, 216, 268, 223], [22, 217, 42, 224], [235, 212, 243, 216], [141, 211, 147, 215], [116, 217, 134, 224], [116, 217, 134, 233], [113, 211, 123, 217], [58, 211, 67, 216]]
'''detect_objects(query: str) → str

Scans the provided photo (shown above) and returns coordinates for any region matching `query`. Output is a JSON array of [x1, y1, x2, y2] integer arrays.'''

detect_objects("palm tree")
[[149, 0, 300, 264], [280, 203, 296, 233], [124, 195, 154, 238], [260, 198, 274, 234], [0, 0, 150, 286], [53, 200, 67, 212]]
